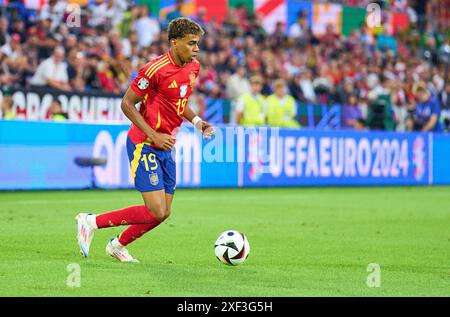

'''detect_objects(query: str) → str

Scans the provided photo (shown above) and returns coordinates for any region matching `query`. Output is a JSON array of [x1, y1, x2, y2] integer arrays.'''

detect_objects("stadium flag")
[[228, 0, 253, 12], [286, 0, 312, 33], [255, 0, 286, 34], [159, 0, 196, 20], [341, 5, 366, 37], [137, 0, 161, 17], [312, 3, 342, 36], [390, 11, 409, 34], [196, 0, 227, 23]]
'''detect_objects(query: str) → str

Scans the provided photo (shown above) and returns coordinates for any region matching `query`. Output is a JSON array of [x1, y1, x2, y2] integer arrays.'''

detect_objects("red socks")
[[95, 205, 162, 246], [118, 224, 155, 246], [96, 205, 160, 228]]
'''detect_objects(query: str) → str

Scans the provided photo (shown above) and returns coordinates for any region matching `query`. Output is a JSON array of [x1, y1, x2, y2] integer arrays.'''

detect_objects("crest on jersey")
[[149, 173, 159, 186], [180, 85, 188, 98], [137, 78, 149, 90], [190, 73, 196, 89]]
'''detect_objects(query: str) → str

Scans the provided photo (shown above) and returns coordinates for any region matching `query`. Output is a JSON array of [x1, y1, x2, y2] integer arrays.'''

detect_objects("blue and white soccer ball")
[[214, 230, 250, 265]]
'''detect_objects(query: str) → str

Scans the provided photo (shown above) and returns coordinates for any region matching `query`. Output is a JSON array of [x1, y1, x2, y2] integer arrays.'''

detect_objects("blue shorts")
[[126, 137, 176, 194]]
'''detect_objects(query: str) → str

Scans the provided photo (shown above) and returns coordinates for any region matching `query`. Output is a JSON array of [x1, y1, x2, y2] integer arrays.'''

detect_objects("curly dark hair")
[[167, 17, 205, 41]]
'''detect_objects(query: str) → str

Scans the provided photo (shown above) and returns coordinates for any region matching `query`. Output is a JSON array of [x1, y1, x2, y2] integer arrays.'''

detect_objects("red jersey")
[[128, 51, 200, 147]]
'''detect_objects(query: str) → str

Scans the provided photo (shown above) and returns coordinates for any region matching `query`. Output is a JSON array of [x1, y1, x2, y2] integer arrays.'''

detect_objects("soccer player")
[[76, 17, 214, 262]]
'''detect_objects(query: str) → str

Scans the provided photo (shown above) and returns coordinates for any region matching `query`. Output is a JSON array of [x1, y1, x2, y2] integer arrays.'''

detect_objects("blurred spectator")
[[193, 6, 207, 30], [233, 4, 251, 33], [440, 81, 450, 131], [1, 34, 29, 86], [366, 73, 387, 102], [121, 30, 137, 58], [48, 99, 68, 121], [235, 75, 266, 126], [266, 79, 300, 128], [1, 33, 21, 58], [226, 65, 250, 102], [245, 13, 267, 44], [89, 35, 110, 59], [335, 78, 356, 104], [270, 22, 287, 48], [30, 46, 71, 91], [438, 80, 450, 110], [133, 5, 160, 49], [390, 80, 410, 131], [287, 71, 304, 102], [67, 51, 87, 92], [407, 81, 442, 132], [84, 56, 102, 91], [288, 11, 307, 42], [222, 10, 242, 38], [39, 0, 67, 32], [0, 16, 10, 46], [10, 19, 26, 43], [298, 69, 317, 104], [108, 0, 129, 29], [377, 29, 398, 54], [321, 23, 342, 49], [1, 93, 16, 120], [89, 0, 111, 29], [342, 94, 366, 130], [97, 55, 122, 94]]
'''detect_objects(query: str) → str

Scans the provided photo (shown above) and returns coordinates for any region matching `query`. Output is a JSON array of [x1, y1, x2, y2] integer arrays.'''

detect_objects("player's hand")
[[152, 133, 175, 150], [201, 121, 215, 139]]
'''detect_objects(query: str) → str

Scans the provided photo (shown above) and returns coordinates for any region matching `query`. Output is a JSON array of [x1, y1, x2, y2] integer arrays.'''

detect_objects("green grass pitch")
[[0, 187, 449, 297]]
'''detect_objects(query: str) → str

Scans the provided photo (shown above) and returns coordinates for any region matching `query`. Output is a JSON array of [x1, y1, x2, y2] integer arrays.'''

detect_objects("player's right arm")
[[121, 87, 174, 150]]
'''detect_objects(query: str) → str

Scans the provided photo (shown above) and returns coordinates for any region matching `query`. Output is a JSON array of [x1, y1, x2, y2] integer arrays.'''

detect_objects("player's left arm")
[[183, 105, 215, 139]]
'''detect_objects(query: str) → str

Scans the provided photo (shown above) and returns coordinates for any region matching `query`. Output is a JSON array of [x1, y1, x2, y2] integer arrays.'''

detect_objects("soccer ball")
[[214, 230, 250, 265]]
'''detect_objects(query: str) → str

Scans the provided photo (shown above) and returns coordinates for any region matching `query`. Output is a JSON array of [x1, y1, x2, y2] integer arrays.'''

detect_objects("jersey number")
[[141, 153, 158, 171], [176, 98, 187, 116]]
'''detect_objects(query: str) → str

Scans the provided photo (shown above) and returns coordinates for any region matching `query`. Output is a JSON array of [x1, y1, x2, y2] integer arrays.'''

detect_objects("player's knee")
[[164, 206, 171, 220], [158, 207, 171, 221], [148, 204, 169, 222]]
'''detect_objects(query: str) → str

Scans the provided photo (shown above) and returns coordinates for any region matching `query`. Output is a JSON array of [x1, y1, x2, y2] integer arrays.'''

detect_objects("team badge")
[[180, 85, 188, 97], [137, 78, 149, 90], [189, 73, 196, 89], [149, 173, 159, 186]]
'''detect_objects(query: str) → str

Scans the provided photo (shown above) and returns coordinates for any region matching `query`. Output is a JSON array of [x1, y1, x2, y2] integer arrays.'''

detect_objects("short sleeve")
[[130, 64, 157, 96]]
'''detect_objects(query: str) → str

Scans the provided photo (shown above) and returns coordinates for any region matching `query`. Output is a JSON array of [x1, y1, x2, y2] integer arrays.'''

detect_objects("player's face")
[[173, 34, 201, 64]]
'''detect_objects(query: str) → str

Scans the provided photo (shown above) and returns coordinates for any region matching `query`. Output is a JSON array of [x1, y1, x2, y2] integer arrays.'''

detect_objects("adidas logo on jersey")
[[168, 80, 178, 88]]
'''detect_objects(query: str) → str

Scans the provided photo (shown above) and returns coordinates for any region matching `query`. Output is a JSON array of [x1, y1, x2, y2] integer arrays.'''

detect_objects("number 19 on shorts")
[[141, 153, 158, 171]]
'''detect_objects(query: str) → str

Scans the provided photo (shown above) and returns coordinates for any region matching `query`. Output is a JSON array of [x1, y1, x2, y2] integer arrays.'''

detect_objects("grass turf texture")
[[0, 187, 449, 297]]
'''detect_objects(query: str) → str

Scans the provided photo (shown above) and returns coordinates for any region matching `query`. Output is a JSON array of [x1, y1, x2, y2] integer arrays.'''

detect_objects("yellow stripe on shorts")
[[130, 142, 144, 181]]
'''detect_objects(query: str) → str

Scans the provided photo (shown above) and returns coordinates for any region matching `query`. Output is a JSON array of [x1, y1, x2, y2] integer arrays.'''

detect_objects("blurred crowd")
[[0, 0, 449, 132]]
